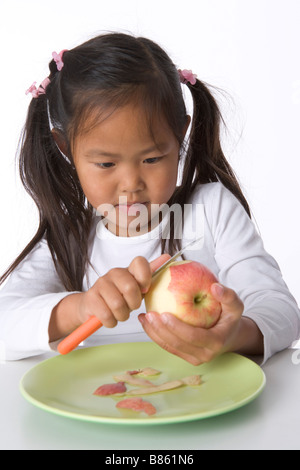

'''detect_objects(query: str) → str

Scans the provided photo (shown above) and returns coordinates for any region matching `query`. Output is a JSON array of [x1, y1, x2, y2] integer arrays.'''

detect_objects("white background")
[[0, 0, 299, 311]]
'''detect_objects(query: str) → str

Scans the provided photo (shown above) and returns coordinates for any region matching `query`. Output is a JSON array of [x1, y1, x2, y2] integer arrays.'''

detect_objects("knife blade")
[[151, 238, 200, 279]]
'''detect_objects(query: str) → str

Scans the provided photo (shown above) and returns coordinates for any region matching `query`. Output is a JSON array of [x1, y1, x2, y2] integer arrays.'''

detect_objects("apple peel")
[[93, 381, 127, 396], [116, 397, 157, 416], [113, 372, 154, 387], [126, 367, 161, 377], [115, 375, 202, 396]]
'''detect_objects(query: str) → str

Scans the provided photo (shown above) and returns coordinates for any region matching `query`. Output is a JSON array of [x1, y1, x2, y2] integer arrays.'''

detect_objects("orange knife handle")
[[57, 316, 103, 355]]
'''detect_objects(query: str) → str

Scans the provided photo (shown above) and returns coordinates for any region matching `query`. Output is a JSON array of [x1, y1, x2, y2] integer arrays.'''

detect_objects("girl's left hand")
[[138, 283, 245, 365]]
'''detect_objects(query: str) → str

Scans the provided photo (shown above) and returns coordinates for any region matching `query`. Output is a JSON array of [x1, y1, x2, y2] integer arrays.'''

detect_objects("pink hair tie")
[[178, 69, 197, 86], [25, 48, 67, 98], [25, 77, 51, 98], [52, 50, 67, 71]]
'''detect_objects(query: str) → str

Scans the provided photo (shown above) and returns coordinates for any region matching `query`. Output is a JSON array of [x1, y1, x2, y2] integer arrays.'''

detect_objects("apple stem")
[[194, 294, 207, 304]]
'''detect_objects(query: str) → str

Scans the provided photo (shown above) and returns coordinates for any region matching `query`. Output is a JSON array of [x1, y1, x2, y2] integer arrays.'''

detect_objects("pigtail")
[[0, 92, 93, 291], [163, 78, 251, 257], [182, 79, 251, 217]]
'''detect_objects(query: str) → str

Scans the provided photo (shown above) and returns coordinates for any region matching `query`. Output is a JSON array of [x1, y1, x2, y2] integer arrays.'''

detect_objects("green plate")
[[20, 342, 265, 425]]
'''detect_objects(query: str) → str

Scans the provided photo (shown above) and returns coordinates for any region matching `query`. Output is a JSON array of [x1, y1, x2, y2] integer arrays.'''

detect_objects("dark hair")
[[0, 32, 250, 291]]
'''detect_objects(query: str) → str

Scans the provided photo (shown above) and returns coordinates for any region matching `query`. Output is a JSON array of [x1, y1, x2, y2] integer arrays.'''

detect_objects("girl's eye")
[[95, 162, 115, 169], [144, 157, 163, 164]]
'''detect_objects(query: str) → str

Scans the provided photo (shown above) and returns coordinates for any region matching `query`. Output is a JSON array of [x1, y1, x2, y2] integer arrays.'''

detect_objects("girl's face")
[[72, 104, 187, 236]]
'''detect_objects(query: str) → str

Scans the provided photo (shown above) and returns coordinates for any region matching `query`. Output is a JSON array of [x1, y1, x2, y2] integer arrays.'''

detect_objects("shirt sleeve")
[[0, 239, 79, 360], [208, 183, 300, 363]]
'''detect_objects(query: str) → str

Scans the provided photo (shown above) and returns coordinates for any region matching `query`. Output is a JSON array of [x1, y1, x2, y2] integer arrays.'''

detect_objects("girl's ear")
[[51, 128, 69, 157]]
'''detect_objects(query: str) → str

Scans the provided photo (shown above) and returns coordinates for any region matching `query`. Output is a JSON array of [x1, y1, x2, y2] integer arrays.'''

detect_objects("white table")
[[1, 345, 300, 450]]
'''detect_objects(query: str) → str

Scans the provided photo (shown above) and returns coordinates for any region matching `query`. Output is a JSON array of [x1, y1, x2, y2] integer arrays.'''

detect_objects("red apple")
[[144, 260, 222, 328]]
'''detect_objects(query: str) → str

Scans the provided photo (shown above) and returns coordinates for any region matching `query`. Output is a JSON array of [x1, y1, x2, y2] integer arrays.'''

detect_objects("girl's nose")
[[120, 167, 145, 194]]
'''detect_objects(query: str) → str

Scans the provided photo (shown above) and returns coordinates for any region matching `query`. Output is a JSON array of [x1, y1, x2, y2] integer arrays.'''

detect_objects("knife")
[[57, 238, 200, 355]]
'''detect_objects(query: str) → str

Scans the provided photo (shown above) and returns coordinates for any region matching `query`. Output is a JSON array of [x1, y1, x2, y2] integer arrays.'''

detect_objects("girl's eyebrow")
[[85, 143, 169, 159], [85, 150, 122, 158]]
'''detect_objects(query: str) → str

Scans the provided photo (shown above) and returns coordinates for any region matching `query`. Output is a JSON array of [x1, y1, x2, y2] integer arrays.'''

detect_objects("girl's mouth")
[[115, 202, 149, 215]]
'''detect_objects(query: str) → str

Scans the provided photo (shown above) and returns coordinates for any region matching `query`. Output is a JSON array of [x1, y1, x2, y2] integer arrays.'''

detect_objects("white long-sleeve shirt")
[[1, 182, 299, 362]]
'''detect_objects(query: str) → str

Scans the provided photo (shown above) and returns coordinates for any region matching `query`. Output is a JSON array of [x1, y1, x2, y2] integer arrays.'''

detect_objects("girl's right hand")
[[77, 254, 171, 328]]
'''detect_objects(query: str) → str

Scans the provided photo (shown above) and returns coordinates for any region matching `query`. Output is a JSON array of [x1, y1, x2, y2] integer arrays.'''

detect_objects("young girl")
[[0, 32, 299, 363]]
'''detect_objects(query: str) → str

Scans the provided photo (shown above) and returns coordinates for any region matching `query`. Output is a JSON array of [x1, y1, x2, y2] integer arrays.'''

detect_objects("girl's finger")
[[211, 283, 244, 317], [149, 254, 171, 273], [128, 254, 171, 295], [83, 291, 118, 329], [138, 312, 209, 365], [128, 256, 152, 294], [104, 267, 143, 311], [97, 279, 131, 322]]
